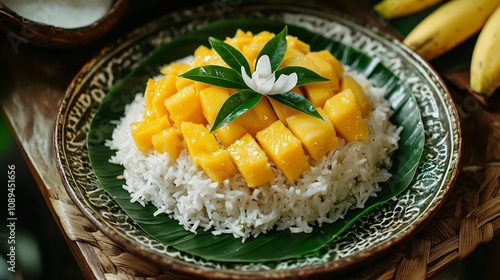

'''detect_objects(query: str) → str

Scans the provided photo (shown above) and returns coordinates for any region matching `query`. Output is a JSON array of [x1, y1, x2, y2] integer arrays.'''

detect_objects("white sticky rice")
[[107, 70, 401, 241]]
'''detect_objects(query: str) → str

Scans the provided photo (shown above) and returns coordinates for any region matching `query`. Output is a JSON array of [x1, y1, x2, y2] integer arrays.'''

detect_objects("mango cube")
[[131, 117, 171, 152], [256, 121, 310, 182], [302, 82, 334, 108], [286, 108, 339, 161], [152, 74, 178, 118], [198, 149, 238, 183], [339, 75, 370, 116], [313, 50, 344, 78], [306, 52, 340, 92], [236, 98, 278, 136], [180, 122, 220, 166], [143, 78, 157, 120], [151, 128, 183, 160], [227, 134, 274, 187], [323, 89, 369, 142], [165, 85, 207, 128], [198, 86, 229, 124], [214, 121, 248, 148]]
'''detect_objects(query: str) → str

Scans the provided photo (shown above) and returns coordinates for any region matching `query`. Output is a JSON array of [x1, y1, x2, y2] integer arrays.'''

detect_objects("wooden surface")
[[1, 1, 499, 279]]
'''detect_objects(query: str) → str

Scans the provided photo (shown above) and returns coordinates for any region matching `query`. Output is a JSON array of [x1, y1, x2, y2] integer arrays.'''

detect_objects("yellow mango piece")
[[143, 78, 157, 120], [283, 47, 305, 62], [269, 87, 303, 125], [323, 89, 369, 142], [339, 75, 370, 116], [160, 62, 190, 76], [131, 117, 171, 152], [282, 56, 334, 107], [198, 87, 229, 124], [224, 29, 253, 51], [227, 134, 275, 187], [253, 31, 274, 43], [198, 149, 238, 183], [302, 82, 334, 108], [314, 50, 344, 78], [152, 75, 178, 118], [242, 41, 266, 64], [306, 52, 340, 92], [236, 98, 278, 136], [256, 121, 310, 182], [286, 108, 339, 161], [286, 35, 310, 54], [151, 128, 183, 160], [165, 85, 207, 128], [180, 122, 220, 166], [214, 122, 248, 148]]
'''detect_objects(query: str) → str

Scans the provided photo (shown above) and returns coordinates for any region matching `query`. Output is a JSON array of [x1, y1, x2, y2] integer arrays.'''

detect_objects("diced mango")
[[302, 82, 334, 108], [198, 87, 230, 124], [214, 121, 248, 148], [314, 50, 344, 78], [152, 75, 178, 118], [286, 108, 339, 161], [242, 41, 266, 64], [224, 29, 253, 51], [143, 78, 157, 120], [269, 87, 303, 124], [306, 52, 340, 92], [131, 117, 171, 152], [227, 134, 275, 187], [236, 98, 278, 136], [286, 35, 310, 54], [165, 85, 207, 128], [282, 56, 334, 107], [255, 121, 310, 182], [180, 122, 220, 166], [339, 75, 370, 116], [198, 149, 238, 183], [151, 128, 183, 160], [323, 89, 369, 142], [160, 62, 190, 76]]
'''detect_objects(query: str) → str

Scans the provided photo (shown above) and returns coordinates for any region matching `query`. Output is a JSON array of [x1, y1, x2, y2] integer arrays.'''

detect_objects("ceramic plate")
[[55, 2, 461, 278]]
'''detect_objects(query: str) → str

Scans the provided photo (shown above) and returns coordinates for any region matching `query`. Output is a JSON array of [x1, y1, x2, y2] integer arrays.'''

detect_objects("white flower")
[[241, 55, 297, 95]]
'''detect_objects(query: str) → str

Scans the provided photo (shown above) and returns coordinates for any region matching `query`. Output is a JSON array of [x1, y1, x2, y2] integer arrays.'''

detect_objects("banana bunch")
[[374, 0, 500, 96]]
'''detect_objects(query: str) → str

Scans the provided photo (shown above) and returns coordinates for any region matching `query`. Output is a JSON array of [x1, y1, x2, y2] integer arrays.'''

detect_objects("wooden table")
[[2, 1, 499, 279]]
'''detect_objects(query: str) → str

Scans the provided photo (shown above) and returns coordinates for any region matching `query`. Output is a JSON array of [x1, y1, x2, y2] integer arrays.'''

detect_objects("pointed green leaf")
[[257, 26, 288, 72], [211, 89, 262, 132], [268, 92, 323, 119], [179, 65, 247, 89], [275, 66, 329, 86], [209, 37, 251, 74]]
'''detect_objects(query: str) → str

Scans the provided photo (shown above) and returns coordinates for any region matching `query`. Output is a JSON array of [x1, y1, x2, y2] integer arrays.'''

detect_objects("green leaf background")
[[88, 19, 424, 263]]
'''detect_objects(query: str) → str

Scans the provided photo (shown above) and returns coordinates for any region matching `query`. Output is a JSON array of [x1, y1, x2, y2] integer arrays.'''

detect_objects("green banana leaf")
[[88, 19, 424, 263]]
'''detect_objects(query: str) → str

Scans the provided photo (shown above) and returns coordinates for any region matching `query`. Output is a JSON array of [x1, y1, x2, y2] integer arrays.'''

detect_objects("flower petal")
[[255, 55, 273, 77], [268, 73, 298, 95], [241, 66, 258, 92]]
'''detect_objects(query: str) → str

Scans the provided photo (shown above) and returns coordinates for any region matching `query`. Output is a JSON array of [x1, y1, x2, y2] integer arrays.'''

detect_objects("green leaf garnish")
[[211, 89, 262, 132], [268, 92, 323, 119], [275, 66, 330, 86], [257, 26, 288, 72], [209, 37, 251, 74], [179, 65, 246, 89]]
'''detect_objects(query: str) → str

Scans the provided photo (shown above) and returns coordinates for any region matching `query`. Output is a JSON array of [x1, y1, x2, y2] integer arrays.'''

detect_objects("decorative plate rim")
[[54, 2, 461, 279]]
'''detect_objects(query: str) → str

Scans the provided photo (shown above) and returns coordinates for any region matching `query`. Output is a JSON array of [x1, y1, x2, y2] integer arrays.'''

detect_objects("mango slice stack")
[[130, 30, 370, 186]]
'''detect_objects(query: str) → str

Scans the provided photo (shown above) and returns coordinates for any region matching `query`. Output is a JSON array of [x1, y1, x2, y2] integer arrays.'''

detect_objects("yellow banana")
[[403, 0, 500, 61], [470, 5, 500, 96], [374, 0, 443, 19]]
